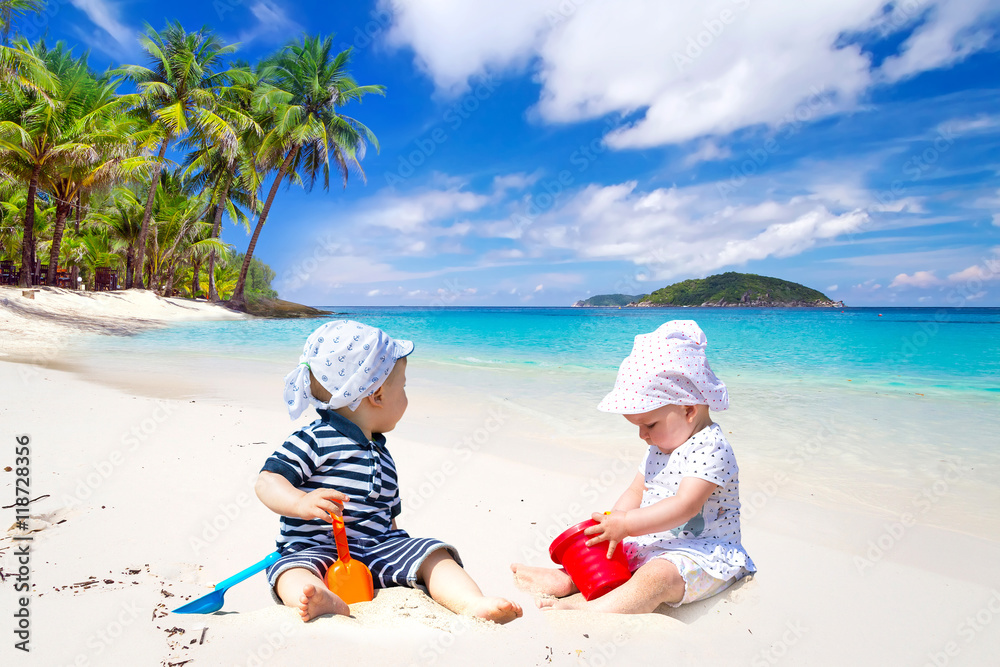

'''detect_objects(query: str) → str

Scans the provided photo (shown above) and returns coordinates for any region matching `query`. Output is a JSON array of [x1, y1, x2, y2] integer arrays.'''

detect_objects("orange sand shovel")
[[324, 511, 374, 604]]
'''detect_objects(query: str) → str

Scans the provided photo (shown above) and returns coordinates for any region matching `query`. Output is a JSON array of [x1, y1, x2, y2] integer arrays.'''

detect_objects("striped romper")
[[262, 408, 461, 601]]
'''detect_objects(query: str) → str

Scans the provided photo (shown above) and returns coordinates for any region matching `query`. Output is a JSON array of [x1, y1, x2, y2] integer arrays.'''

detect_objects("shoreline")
[[2, 298, 997, 537], [10, 332, 999, 539]]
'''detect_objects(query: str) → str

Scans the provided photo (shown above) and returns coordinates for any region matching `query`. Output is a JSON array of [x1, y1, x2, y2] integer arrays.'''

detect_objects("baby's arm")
[[584, 477, 717, 558], [611, 472, 646, 512], [255, 472, 349, 523]]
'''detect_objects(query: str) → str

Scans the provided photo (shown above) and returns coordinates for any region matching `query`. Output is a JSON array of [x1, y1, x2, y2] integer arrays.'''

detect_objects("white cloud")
[[534, 284, 544, 292], [939, 114, 1000, 136], [486, 249, 526, 261], [871, 197, 926, 214], [70, 0, 136, 51], [383, 0, 999, 147], [238, 1, 303, 45], [382, 0, 551, 94], [970, 189, 1000, 226], [360, 187, 490, 233], [888, 270, 943, 288], [493, 171, 542, 193], [827, 284, 839, 292], [282, 255, 436, 290], [853, 279, 883, 291], [878, 0, 1000, 83], [507, 180, 869, 279], [682, 140, 733, 167], [827, 247, 977, 268], [948, 264, 1000, 283]]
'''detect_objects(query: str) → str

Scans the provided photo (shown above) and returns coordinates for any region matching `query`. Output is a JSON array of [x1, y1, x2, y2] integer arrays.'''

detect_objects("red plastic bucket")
[[549, 519, 632, 601]]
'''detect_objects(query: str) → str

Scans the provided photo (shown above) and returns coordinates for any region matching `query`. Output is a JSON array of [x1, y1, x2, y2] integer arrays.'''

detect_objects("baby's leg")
[[419, 550, 523, 624], [274, 567, 350, 621], [537, 559, 684, 613], [509, 563, 578, 598]]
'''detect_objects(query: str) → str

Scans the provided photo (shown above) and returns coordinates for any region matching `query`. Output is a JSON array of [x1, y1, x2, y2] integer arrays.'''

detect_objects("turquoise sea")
[[84, 306, 1000, 398], [73, 305, 1000, 534]]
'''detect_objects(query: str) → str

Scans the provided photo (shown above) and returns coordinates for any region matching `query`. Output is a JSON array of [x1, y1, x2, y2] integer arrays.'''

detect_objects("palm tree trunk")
[[164, 261, 176, 296], [207, 201, 223, 301], [157, 218, 194, 291], [47, 195, 72, 285], [74, 191, 82, 232], [131, 138, 169, 290], [125, 243, 135, 288], [191, 256, 201, 297], [18, 164, 40, 287], [230, 147, 297, 308], [207, 171, 234, 302]]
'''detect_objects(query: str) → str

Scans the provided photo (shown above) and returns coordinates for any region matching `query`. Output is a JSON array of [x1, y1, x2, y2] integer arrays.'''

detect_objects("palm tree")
[[208, 247, 239, 299], [0, 179, 52, 262], [0, 178, 19, 259], [74, 225, 121, 289], [94, 185, 143, 283], [228, 35, 383, 308], [180, 65, 261, 300], [182, 141, 257, 299], [0, 39, 91, 286], [117, 21, 253, 289], [37, 43, 150, 285], [0, 0, 44, 46], [150, 174, 225, 296]]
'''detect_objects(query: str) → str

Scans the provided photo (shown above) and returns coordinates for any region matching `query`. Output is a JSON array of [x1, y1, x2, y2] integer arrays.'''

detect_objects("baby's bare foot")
[[536, 594, 587, 611], [510, 563, 576, 597], [296, 584, 349, 621], [463, 596, 523, 624]]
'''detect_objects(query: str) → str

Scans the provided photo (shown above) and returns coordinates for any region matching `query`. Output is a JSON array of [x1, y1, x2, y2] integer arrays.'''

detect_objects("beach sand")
[[0, 286, 245, 360], [2, 298, 1000, 665]]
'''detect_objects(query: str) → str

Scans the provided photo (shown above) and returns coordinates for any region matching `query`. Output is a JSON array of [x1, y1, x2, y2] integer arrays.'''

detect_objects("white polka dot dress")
[[623, 424, 757, 581]]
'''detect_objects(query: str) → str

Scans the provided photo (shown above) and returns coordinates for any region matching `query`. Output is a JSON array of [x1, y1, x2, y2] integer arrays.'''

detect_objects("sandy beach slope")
[[0, 286, 245, 360], [1, 348, 999, 666]]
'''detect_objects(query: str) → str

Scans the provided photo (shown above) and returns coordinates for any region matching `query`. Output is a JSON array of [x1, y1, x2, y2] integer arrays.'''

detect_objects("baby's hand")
[[293, 488, 350, 523], [584, 511, 629, 559]]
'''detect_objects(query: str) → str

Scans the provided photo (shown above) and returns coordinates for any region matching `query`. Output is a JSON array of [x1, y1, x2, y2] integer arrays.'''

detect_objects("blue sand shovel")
[[172, 552, 281, 614]]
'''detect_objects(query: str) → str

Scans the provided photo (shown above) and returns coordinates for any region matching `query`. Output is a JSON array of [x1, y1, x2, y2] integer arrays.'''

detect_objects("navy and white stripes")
[[262, 409, 401, 548], [265, 530, 462, 598]]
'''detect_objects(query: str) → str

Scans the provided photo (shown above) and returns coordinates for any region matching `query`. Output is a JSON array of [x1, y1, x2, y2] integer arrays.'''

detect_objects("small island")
[[574, 272, 844, 308], [571, 293, 648, 307]]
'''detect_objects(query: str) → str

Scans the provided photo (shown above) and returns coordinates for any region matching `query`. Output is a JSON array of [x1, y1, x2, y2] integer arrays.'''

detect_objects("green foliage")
[[233, 252, 278, 299], [229, 35, 383, 306], [641, 272, 832, 306], [576, 294, 646, 307], [0, 24, 380, 298], [0, 0, 45, 45]]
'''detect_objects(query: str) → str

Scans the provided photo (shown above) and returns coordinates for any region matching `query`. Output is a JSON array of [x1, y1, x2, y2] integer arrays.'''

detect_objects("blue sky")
[[26, 0, 1000, 306]]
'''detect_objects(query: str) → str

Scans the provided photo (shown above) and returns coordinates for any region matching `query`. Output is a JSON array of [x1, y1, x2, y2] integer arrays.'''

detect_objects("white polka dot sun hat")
[[598, 320, 729, 414]]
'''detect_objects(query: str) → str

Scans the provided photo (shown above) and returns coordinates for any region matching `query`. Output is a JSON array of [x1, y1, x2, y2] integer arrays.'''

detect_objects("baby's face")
[[623, 404, 704, 455], [375, 357, 408, 432]]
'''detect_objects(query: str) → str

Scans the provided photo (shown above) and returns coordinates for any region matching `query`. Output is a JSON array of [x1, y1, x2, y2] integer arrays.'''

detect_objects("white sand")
[[0, 286, 245, 360], [2, 303, 1000, 665]]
